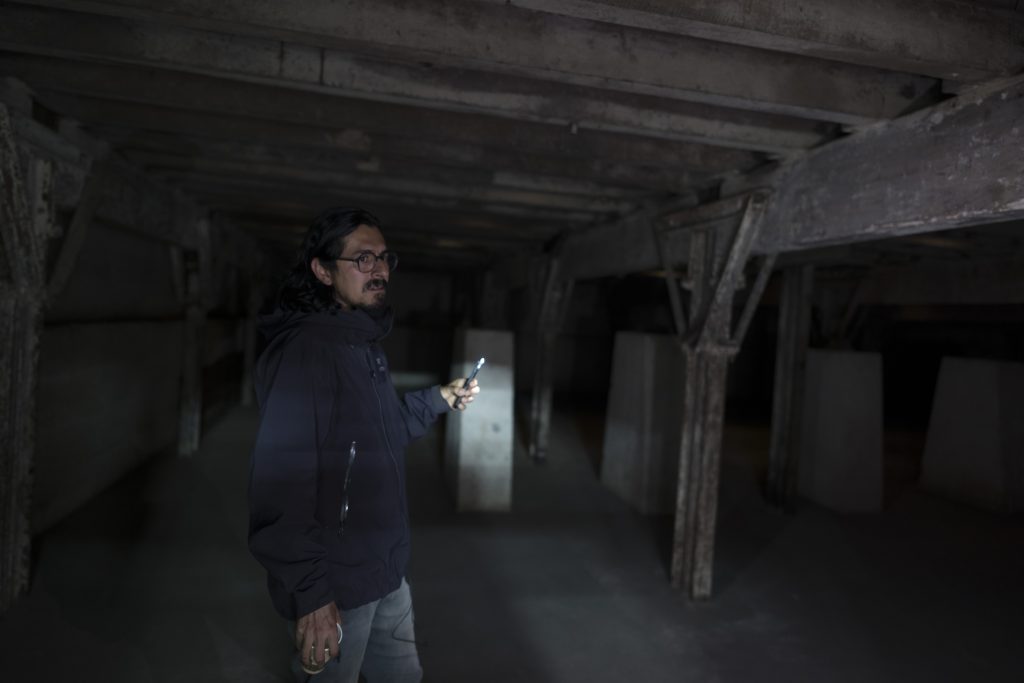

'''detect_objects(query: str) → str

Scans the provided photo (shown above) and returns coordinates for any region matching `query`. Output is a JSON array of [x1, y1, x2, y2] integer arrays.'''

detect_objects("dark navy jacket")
[[248, 307, 449, 619]]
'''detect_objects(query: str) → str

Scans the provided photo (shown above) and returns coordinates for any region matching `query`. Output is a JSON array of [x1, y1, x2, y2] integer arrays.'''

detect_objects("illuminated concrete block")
[[444, 329, 515, 512], [921, 357, 1024, 512], [601, 332, 685, 515], [799, 350, 883, 513]]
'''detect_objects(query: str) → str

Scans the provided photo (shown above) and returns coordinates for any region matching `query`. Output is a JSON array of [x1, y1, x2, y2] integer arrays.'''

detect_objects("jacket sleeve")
[[396, 384, 451, 447], [248, 337, 335, 618]]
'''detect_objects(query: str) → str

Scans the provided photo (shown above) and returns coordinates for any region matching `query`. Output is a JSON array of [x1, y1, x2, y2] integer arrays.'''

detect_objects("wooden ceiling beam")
[[755, 76, 1024, 253], [139, 157, 642, 214], [489, 0, 1024, 82], [488, 78, 1024, 283], [85, 124, 711, 195], [170, 176, 607, 225], [11, 0, 934, 123], [0, 4, 829, 153], [0, 54, 762, 175]]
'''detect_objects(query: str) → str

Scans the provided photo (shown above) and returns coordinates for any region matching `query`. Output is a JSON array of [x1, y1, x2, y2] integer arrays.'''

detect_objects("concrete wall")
[[32, 220, 248, 532], [34, 321, 183, 530]]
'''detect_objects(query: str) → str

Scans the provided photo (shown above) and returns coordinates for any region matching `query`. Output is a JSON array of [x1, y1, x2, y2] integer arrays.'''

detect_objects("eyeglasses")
[[337, 250, 398, 273]]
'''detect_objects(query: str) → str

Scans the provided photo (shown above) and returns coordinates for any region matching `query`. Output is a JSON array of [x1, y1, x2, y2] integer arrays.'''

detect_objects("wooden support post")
[[527, 258, 574, 462], [670, 192, 771, 599], [766, 265, 815, 509], [177, 248, 204, 457], [0, 104, 50, 611], [240, 276, 261, 407], [671, 228, 731, 598]]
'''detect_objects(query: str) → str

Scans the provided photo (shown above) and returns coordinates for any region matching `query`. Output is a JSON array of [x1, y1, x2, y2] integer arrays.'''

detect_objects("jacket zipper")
[[365, 349, 402, 496]]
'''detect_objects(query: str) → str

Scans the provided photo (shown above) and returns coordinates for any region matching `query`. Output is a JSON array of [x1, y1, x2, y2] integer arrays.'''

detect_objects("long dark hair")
[[276, 207, 383, 313]]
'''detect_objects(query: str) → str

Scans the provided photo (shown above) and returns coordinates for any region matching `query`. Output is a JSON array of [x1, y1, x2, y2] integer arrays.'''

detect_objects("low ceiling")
[[1, 0, 1022, 270]]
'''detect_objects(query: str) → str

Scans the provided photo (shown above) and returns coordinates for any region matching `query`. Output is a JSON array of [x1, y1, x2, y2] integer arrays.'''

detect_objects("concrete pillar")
[[444, 329, 515, 512], [921, 357, 1024, 512], [798, 349, 884, 513], [601, 332, 684, 514]]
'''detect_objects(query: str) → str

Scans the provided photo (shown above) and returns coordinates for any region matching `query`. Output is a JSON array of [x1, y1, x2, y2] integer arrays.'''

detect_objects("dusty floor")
[[1, 405, 1021, 682]]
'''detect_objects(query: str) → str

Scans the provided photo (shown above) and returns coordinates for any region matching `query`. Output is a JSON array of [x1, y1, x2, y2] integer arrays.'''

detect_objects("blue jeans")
[[289, 578, 423, 683]]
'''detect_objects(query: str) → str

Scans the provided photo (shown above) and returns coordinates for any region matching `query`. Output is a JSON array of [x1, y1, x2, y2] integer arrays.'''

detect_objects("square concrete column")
[[921, 357, 1024, 512], [601, 332, 685, 514], [798, 349, 884, 513], [444, 329, 514, 512]]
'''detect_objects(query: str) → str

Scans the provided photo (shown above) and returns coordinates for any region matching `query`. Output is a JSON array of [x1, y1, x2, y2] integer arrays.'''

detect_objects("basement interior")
[[1, 1, 1022, 682]]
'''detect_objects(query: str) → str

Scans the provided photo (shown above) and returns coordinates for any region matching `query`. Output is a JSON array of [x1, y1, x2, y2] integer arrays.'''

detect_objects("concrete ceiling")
[[1, 0, 1022, 268]]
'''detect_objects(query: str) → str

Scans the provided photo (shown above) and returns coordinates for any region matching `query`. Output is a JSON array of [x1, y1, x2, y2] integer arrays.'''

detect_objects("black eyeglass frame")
[[336, 250, 398, 273]]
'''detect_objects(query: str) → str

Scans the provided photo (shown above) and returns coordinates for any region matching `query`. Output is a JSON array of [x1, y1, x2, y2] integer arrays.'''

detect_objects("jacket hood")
[[258, 306, 394, 345]]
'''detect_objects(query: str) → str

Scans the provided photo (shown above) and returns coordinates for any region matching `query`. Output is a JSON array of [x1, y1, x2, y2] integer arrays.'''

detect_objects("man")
[[248, 207, 479, 682]]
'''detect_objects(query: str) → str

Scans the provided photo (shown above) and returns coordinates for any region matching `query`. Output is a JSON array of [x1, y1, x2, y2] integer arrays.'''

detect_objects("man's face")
[[314, 224, 391, 311]]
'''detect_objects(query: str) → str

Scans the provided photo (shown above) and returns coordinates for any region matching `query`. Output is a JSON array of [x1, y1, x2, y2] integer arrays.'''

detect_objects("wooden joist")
[[11, 0, 934, 123], [0, 54, 761, 178], [495, 0, 1024, 82]]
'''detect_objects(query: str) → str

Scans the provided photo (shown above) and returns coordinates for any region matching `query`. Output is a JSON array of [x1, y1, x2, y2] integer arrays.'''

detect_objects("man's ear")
[[310, 257, 334, 286]]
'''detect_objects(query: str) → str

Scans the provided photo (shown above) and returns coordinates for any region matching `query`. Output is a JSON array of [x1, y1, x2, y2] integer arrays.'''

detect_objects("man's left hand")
[[441, 378, 479, 410]]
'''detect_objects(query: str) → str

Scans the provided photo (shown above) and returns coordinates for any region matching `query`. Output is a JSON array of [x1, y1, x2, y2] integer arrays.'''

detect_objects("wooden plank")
[[490, 0, 1024, 82], [0, 54, 761, 175], [94, 125, 710, 194], [0, 4, 826, 152], [492, 77, 1024, 283], [127, 153, 645, 212], [766, 266, 814, 509], [11, 0, 934, 123], [164, 173, 611, 226], [755, 75, 1024, 254]]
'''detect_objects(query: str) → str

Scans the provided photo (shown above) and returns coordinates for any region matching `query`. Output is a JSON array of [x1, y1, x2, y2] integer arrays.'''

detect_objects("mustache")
[[364, 278, 388, 292]]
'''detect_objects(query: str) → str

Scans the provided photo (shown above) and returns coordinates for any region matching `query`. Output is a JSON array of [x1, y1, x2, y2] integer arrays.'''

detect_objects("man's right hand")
[[296, 601, 341, 670]]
